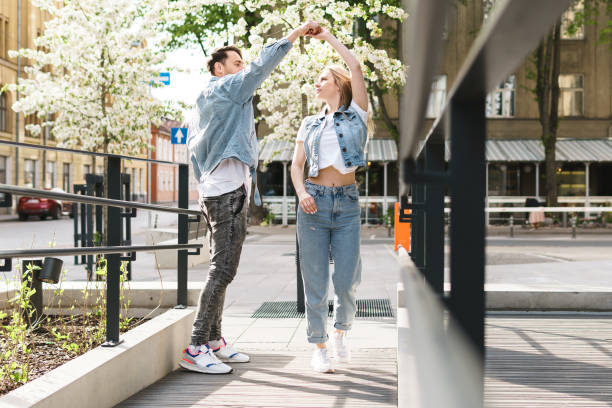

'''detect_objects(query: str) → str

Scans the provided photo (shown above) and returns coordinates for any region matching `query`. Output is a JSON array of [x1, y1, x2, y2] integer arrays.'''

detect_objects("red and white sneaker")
[[179, 344, 233, 374]]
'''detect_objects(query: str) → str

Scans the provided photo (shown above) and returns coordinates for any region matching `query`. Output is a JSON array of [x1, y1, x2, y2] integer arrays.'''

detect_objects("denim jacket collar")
[[315, 104, 355, 121]]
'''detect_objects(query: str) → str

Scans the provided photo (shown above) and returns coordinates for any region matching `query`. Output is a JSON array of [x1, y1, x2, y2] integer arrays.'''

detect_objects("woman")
[[290, 27, 371, 374]]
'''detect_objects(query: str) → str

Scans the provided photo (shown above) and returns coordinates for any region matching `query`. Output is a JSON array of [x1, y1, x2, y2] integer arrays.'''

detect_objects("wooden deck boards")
[[118, 316, 612, 407], [117, 349, 398, 408], [486, 315, 612, 407]]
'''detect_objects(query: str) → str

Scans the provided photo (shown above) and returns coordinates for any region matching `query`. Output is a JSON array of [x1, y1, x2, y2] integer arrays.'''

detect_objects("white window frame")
[[62, 163, 71, 192], [24, 159, 36, 188], [486, 75, 515, 118], [559, 74, 584, 117], [46, 161, 56, 188], [426, 75, 447, 119]]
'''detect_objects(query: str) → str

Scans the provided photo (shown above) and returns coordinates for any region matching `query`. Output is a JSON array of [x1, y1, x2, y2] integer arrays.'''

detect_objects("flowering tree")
[[164, 0, 407, 142], [7, 0, 179, 156]]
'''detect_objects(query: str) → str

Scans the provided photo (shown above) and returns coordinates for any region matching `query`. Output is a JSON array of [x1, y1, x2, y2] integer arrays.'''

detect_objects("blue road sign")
[[159, 72, 170, 85], [171, 127, 188, 144]]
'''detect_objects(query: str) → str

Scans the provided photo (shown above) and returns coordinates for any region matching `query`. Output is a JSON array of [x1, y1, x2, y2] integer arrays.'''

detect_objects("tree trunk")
[[536, 22, 561, 207]]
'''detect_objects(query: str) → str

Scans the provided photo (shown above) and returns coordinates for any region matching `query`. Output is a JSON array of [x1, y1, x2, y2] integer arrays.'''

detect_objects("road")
[[1, 213, 611, 282]]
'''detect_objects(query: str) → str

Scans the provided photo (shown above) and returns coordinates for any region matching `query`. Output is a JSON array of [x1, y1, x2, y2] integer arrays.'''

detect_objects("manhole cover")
[[251, 299, 394, 318]]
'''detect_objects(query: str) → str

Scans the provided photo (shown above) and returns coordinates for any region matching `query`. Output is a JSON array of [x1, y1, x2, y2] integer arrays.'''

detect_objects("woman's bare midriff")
[[308, 165, 356, 187]]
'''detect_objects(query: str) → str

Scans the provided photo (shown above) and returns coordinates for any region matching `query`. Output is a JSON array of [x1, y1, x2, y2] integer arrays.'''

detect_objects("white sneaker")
[[333, 331, 351, 363], [311, 348, 335, 373], [179, 344, 233, 374], [212, 338, 250, 363]]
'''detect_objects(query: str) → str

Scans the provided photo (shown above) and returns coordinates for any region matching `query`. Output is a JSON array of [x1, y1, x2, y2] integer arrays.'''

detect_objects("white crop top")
[[296, 100, 368, 174]]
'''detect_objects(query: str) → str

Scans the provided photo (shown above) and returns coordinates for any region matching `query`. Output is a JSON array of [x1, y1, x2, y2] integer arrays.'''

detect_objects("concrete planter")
[[0, 308, 195, 408]]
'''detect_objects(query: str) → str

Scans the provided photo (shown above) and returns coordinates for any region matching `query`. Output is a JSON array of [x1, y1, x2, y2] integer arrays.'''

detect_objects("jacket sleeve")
[[220, 39, 293, 104]]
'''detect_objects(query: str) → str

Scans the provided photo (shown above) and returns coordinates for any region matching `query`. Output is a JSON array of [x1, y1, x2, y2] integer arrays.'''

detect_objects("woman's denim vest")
[[302, 104, 367, 177]]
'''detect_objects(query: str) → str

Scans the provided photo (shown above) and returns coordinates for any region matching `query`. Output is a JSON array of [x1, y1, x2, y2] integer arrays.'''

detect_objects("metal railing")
[[398, 0, 573, 406], [0, 139, 202, 346]]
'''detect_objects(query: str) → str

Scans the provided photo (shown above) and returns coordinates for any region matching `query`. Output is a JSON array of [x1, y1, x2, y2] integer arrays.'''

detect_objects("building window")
[[557, 163, 585, 196], [486, 75, 515, 117], [62, 163, 71, 192], [559, 74, 584, 117], [131, 167, 137, 194], [139, 168, 143, 194], [561, 0, 584, 40], [426, 75, 447, 119], [0, 156, 6, 183], [46, 161, 56, 188], [24, 159, 36, 188], [0, 92, 6, 132]]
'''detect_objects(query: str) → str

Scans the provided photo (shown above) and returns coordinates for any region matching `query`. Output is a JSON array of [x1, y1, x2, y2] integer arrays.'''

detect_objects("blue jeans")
[[297, 180, 362, 344]]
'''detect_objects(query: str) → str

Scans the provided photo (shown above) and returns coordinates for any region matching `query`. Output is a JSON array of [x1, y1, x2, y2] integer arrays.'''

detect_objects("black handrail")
[[0, 243, 201, 259], [1, 145, 198, 347], [0, 139, 185, 166], [399, 0, 574, 406], [0, 184, 201, 216]]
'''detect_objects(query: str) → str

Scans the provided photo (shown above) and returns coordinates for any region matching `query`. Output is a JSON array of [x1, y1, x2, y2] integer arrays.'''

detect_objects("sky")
[[150, 46, 210, 122]]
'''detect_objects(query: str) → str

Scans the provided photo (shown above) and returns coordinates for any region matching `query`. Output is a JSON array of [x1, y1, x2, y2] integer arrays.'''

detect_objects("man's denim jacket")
[[187, 39, 293, 205], [301, 104, 367, 177]]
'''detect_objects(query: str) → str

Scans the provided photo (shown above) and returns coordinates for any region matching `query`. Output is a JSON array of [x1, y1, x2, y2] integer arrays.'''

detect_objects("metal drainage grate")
[[251, 298, 394, 319]]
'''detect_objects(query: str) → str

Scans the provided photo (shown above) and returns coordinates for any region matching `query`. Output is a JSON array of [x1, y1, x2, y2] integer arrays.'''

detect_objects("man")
[[181, 21, 321, 374]]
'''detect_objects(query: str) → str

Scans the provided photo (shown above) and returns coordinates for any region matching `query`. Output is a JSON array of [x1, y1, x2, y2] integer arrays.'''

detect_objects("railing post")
[[177, 164, 188, 307], [448, 96, 486, 402], [424, 135, 445, 296], [411, 157, 425, 273], [295, 195, 305, 314], [104, 155, 122, 346]]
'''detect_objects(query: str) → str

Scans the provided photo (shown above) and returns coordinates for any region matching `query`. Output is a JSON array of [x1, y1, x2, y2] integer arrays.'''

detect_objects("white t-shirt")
[[297, 100, 368, 174], [198, 158, 251, 199]]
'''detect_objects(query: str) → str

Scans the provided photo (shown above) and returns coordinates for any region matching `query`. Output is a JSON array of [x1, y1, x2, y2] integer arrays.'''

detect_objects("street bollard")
[[509, 215, 514, 238], [571, 216, 577, 239]]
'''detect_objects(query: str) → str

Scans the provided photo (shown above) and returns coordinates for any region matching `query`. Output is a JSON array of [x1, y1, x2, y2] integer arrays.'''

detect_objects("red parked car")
[[17, 187, 72, 220]]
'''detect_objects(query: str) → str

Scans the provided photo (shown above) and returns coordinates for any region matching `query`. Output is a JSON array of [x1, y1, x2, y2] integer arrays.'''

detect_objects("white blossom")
[[9, 0, 180, 155]]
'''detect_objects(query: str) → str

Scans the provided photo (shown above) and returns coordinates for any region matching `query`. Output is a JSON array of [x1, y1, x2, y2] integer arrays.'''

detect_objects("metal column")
[[424, 136, 445, 295], [104, 155, 122, 346], [585, 162, 590, 220], [410, 157, 425, 273], [295, 196, 305, 313], [448, 97, 486, 386], [177, 164, 189, 307], [282, 162, 288, 226]]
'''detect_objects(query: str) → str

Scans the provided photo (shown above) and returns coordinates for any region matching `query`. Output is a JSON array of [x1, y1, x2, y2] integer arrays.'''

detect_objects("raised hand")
[[299, 21, 322, 37], [308, 26, 331, 41]]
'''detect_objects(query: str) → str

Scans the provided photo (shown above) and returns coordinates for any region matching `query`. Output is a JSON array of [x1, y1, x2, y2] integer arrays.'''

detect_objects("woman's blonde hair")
[[326, 65, 375, 144]]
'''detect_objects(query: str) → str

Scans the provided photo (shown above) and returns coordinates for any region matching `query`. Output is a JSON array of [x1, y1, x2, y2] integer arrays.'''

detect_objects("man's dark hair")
[[207, 46, 242, 75]]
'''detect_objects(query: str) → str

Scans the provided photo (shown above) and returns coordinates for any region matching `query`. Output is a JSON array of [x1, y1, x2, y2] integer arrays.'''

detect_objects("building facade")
[[0, 1, 175, 212], [426, 0, 612, 203]]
